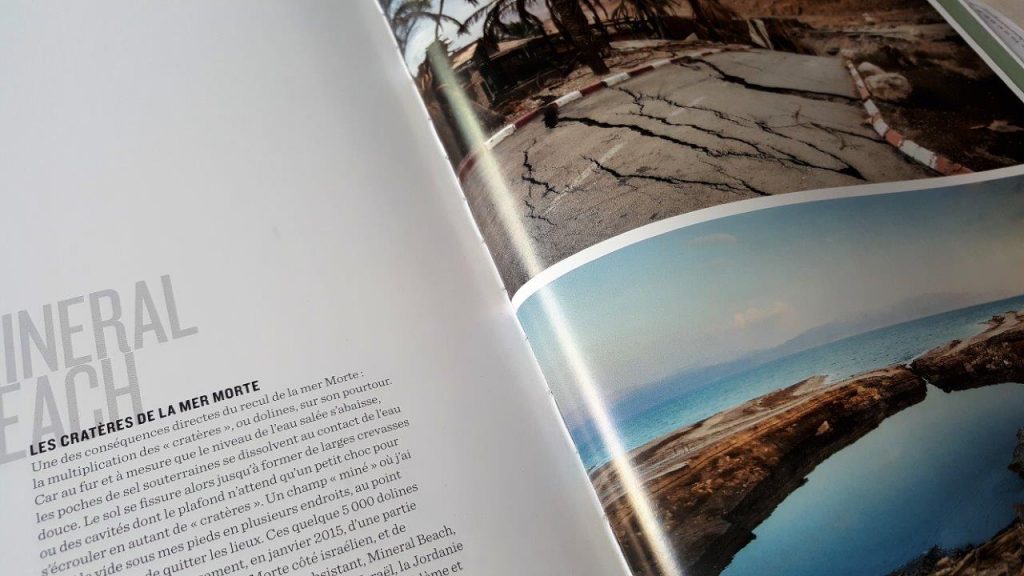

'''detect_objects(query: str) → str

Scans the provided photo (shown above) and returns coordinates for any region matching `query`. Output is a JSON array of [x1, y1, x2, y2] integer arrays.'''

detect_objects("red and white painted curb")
[[457, 48, 725, 180], [845, 62, 971, 176]]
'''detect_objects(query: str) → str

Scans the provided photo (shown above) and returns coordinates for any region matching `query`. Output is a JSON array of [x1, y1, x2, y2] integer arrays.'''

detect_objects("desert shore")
[[594, 311, 1024, 576]]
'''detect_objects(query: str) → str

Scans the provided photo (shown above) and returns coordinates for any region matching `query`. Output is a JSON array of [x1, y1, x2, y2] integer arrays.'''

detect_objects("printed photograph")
[[380, 0, 1024, 294], [962, 0, 1024, 64], [516, 178, 1024, 576]]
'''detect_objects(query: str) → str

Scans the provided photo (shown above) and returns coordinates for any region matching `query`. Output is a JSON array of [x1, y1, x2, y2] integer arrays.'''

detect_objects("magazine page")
[[960, 0, 1024, 63], [375, 0, 1024, 299], [0, 2, 629, 576], [514, 169, 1024, 576], [374, 1, 1024, 575], [932, 0, 1024, 91]]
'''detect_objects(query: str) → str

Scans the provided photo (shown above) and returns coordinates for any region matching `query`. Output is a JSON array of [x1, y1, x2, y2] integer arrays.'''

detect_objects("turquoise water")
[[566, 295, 1024, 576], [721, 382, 1024, 576], [573, 295, 1024, 469]]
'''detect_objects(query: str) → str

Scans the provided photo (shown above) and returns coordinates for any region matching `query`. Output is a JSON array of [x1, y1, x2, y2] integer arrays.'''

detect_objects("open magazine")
[[962, 0, 1024, 62], [1, 1, 1023, 575]]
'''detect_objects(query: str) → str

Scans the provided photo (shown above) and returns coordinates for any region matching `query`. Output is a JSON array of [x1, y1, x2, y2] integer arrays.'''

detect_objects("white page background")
[[0, 1, 626, 574]]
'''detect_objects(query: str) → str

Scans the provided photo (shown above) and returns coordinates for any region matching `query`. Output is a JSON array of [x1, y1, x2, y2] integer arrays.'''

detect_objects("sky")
[[517, 178, 1024, 425], [400, 0, 493, 70], [397, 0, 555, 70]]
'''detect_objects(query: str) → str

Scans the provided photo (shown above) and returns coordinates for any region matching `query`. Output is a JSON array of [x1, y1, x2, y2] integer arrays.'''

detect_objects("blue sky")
[[518, 179, 1024, 424]]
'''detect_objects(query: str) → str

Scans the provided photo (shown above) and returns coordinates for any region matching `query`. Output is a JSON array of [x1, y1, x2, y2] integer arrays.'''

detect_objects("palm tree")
[[685, 0, 742, 41], [435, 0, 447, 38], [612, 0, 677, 38], [459, 0, 548, 47], [546, 0, 610, 74], [461, 0, 609, 75], [579, 0, 612, 42], [614, 0, 741, 41], [379, 0, 462, 57]]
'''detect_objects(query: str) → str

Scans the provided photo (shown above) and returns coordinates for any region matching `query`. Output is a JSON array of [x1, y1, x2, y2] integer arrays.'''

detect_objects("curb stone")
[[845, 62, 971, 176]]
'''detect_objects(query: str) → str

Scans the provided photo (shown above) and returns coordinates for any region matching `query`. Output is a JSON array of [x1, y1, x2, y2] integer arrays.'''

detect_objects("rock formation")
[[857, 61, 886, 77], [865, 72, 913, 102], [1011, 428, 1024, 479], [596, 367, 926, 576], [911, 311, 1024, 392], [597, 309, 1024, 576], [923, 511, 1023, 576]]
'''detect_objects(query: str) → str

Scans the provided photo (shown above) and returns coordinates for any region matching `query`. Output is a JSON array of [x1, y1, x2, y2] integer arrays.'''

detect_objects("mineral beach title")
[[0, 275, 198, 464]]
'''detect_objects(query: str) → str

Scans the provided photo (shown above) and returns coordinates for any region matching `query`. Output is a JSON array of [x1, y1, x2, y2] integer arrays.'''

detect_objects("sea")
[[570, 294, 1024, 576], [573, 294, 1024, 470], [721, 380, 1024, 576]]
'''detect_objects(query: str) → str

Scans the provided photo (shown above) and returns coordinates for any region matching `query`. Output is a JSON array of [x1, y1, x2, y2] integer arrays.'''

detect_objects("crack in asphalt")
[[631, 88, 867, 180], [804, 121, 879, 143], [614, 85, 847, 175], [752, 119, 866, 180], [583, 155, 768, 196], [559, 112, 867, 183], [522, 196, 555, 226], [770, 104, 880, 149], [513, 56, 884, 231], [557, 114, 727, 159], [615, 86, 811, 167], [518, 142, 561, 228], [669, 99, 876, 151], [567, 86, 867, 181], [521, 146, 562, 199], [675, 58, 859, 103]]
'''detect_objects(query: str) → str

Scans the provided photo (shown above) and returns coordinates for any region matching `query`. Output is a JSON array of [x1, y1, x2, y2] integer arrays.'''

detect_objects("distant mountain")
[[767, 292, 997, 360], [611, 292, 1022, 423]]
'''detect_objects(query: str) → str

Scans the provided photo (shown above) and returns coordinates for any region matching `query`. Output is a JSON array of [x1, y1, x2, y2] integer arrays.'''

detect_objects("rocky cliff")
[[895, 510, 1024, 576], [910, 311, 1024, 392], [598, 367, 926, 576], [1011, 428, 1024, 480], [597, 309, 1024, 576]]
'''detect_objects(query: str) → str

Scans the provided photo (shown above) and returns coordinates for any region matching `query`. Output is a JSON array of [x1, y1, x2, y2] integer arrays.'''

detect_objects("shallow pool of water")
[[721, 382, 1024, 576]]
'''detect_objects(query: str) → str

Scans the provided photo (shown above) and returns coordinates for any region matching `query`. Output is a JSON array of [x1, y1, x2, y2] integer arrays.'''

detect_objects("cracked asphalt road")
[[461, 49, 935, 294]]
